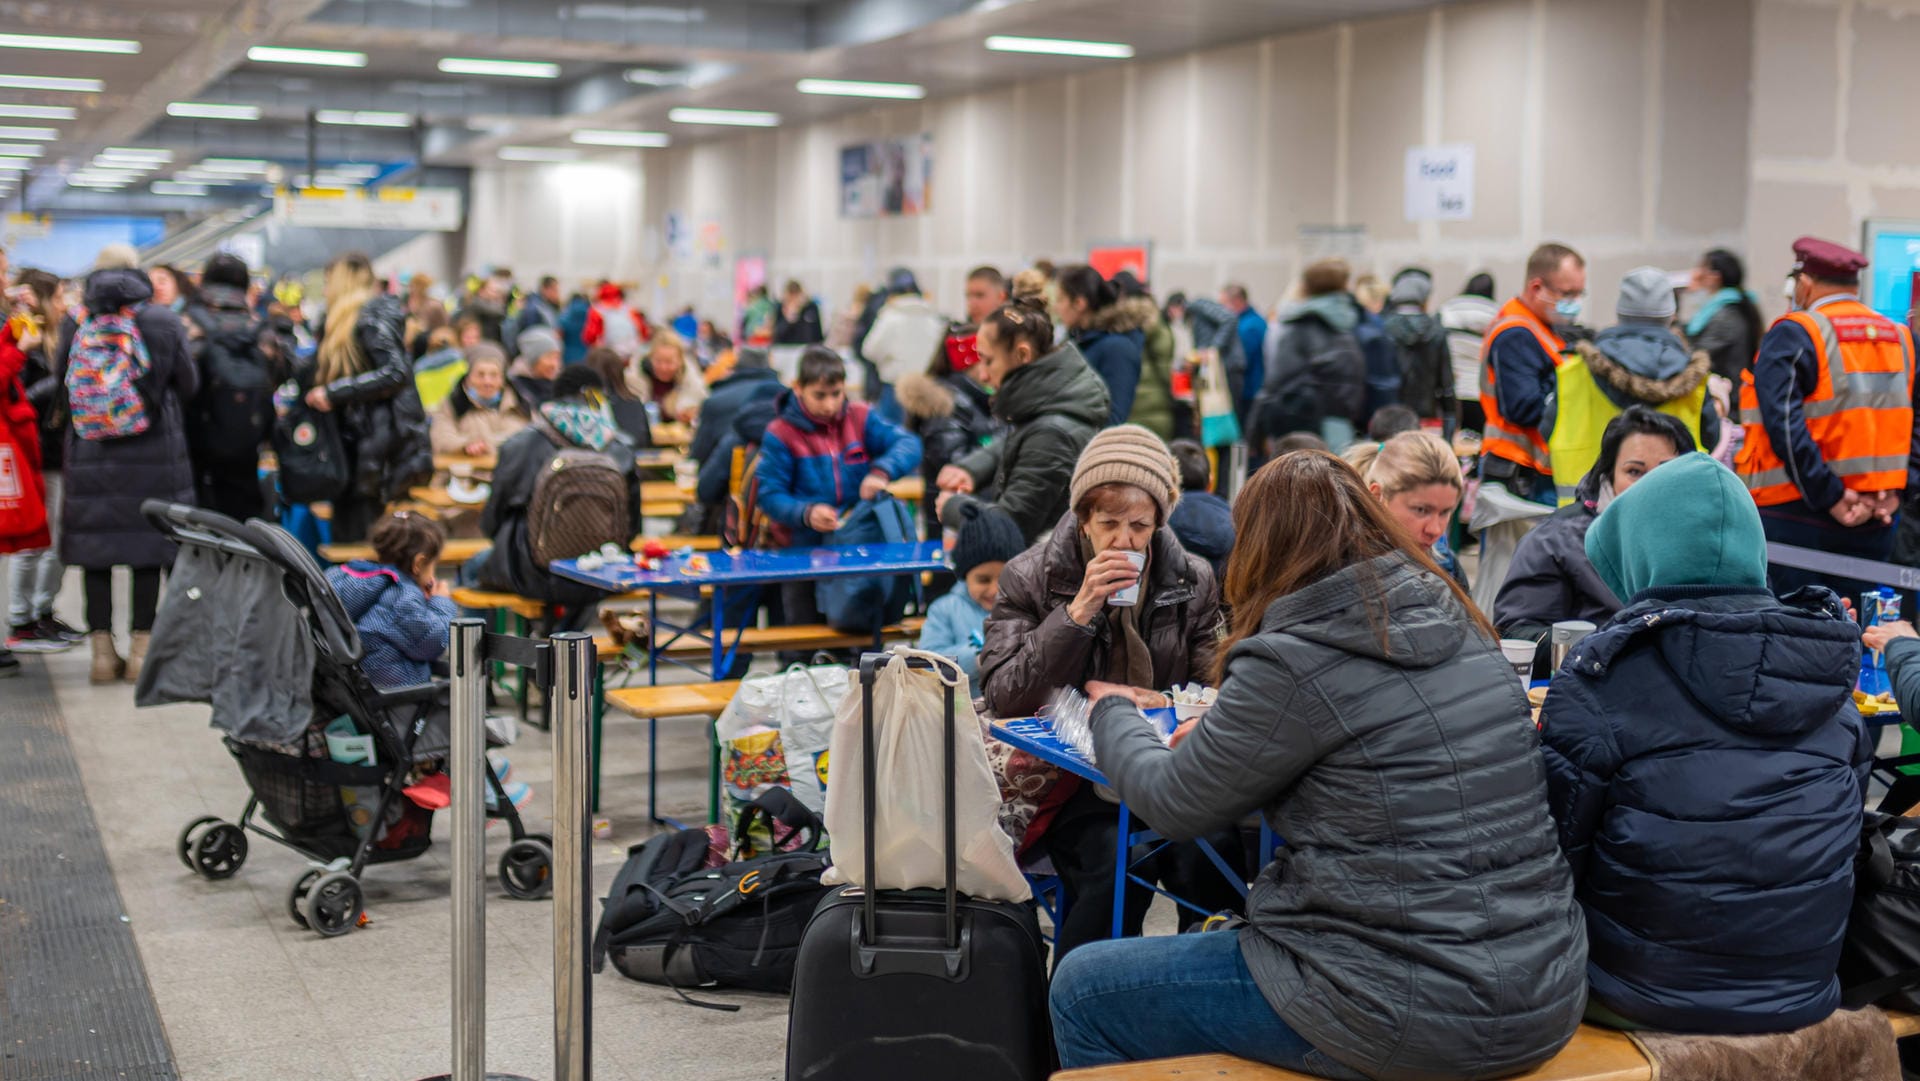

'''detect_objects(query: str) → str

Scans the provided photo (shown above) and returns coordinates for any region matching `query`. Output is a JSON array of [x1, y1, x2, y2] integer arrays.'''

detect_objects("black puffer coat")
[[897, 370, 999, 536], [313, 293, 432, 508], [1089, 553, 1587, 1081], [60, 268, 197, 569]]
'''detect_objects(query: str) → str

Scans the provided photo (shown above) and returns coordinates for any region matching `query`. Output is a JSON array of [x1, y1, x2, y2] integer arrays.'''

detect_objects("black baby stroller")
[[137, 500, 553, 937]]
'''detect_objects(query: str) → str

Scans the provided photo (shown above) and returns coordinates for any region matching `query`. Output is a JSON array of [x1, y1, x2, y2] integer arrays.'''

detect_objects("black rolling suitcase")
[[784, 652, 1051, 1081]]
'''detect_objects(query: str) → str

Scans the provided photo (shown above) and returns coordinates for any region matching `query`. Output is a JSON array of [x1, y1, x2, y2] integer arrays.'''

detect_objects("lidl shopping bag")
[[822, 647, 1028, 902], [713, 665, 848, 819]]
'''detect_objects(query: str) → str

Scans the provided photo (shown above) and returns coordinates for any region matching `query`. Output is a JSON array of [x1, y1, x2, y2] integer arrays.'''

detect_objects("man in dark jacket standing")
[[690, 347, 781, 466], [1381, 268, 1457, 435], [1542, 453, 1869, 1033], [1253, 260, 1366, 454]]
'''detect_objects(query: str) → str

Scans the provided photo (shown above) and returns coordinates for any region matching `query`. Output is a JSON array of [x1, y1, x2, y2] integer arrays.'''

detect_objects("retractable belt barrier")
[[422, 620, 596, 1081], [1767, 543, 1920, 593]]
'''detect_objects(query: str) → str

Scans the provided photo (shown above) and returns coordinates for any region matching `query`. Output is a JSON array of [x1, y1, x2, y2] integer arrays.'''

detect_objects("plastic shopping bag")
[[777, 664, 847, 814], [823, 647, 1029, 902], [712, 665, 848, 819]]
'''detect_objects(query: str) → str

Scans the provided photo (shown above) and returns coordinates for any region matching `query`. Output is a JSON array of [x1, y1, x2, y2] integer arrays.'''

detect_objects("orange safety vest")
[[1479, 299, 1566, 475], [1735, 297, 1914, 507]]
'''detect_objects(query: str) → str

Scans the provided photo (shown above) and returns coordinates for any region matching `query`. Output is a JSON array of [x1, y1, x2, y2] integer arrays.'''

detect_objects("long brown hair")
[[1216, 450, 1494, 681], [317, 251, 376, 385]]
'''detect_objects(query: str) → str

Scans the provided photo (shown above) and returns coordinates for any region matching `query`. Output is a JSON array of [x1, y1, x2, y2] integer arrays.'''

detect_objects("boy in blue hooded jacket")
[[1540, 452, 1870, 1034]]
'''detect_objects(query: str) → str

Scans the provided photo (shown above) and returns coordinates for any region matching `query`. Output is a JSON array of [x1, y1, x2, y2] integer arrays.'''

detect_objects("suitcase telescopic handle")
[[858, 651, 962, 950]]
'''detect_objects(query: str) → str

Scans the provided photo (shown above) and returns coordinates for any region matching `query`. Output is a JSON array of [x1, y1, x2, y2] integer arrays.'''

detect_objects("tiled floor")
[[22, 569, 789, 1081]]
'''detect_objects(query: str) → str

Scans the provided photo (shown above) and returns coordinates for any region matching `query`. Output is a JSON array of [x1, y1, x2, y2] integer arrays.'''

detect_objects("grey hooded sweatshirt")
[[1089, 553, 1588, 1081]]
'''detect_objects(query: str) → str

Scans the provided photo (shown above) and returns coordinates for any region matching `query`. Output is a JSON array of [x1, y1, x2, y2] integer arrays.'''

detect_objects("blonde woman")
[[1343, 430, 1467, 586], [302, 252, 432, 542], [632, 330, 707, 424]]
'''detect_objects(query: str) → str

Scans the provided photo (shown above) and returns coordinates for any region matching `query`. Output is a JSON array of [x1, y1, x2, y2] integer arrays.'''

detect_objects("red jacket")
[[0, 322, 49, 552]]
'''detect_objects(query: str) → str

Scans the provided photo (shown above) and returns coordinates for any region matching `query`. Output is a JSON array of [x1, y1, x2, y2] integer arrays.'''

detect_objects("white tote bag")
[[822, 647, 1030, 902]]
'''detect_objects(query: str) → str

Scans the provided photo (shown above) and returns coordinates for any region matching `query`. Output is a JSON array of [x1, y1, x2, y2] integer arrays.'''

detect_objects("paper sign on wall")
[[1404, 144, 1475, 222]]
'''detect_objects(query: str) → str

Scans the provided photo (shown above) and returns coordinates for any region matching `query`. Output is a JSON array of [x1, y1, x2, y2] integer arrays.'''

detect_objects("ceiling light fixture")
[[667, 107, 780, 128], [796, 78, 926, 100], [498, 146, 581, 162], [438, 57, 559, 79], [247, 46, 367, 68], [0, 125, 57, 140], [166, 101, 262, 121], [197, 157, 271, 173], [101, 147, 171, 160], [0, 33, 140, 55], [984, 35, 1134, 58], [0, 144, 45, 157], [151, 181, 208, 196], [623, 68, 685, 86], [0, 160, 33, 172], [570, 129, 670, 148], [89, 159, 156, 172], [0, 74, 104, 92], [328, 163, 384, 178], [0, 104, 75, 120], [315, 109, 411, 128]]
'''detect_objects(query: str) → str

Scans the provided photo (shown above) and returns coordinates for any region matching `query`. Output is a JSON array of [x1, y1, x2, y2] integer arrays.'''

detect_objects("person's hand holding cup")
[[1068, 549, 1144, 625]]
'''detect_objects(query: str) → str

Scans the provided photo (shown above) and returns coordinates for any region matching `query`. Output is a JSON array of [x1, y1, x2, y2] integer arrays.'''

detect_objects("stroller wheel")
[[303, 872, 364, 937], [176, 816, 223, 872], [286, 869, 323, 929], [499, 838, 554, 900], [187, 823, 249, 880]]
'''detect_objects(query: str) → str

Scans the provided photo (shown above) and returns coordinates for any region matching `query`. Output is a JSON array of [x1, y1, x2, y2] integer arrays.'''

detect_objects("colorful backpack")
[[66, 310, 151, 441]]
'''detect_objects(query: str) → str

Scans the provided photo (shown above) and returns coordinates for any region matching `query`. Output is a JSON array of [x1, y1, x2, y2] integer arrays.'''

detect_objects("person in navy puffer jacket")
[[324, 511, 457, 689], [755, 345, 921, 624], [1540, 452, 1870, 1035]]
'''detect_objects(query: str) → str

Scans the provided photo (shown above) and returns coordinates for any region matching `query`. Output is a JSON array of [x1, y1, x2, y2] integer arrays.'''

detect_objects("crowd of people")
[[3, 228, 1916, 1080]]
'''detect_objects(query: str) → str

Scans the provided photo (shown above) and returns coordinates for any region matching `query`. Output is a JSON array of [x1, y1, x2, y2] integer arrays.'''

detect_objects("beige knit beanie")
[[1069, 425, 1181, 524]]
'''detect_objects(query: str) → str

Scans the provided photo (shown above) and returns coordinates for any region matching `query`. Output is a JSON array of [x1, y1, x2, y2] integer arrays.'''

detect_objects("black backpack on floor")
[[591, 795, 830, 1008], [1839, 811, 1920, 1011]]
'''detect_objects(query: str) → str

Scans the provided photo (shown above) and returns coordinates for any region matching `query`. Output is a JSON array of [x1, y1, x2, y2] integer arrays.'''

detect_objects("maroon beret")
[[1792, 236, 1869, 281]]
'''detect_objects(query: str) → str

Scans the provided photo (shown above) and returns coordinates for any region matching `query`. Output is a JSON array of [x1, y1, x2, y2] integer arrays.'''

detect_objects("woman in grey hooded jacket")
[[1051, 449, 1588, 1080]]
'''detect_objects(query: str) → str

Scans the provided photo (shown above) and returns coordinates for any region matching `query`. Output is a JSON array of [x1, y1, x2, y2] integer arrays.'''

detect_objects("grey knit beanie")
[[1069, 425, 1181, 524], [1616, 266, 1677, 322]]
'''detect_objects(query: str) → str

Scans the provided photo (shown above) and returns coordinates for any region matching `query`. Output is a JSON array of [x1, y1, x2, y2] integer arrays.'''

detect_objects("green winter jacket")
[[939, 341, 1111, 544]]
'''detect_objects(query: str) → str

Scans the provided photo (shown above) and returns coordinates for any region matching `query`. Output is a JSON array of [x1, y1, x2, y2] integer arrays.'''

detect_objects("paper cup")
[[1107, 550, 1147, 607], [1499, 639, 1537, 684], [451, 462, 474, 480]]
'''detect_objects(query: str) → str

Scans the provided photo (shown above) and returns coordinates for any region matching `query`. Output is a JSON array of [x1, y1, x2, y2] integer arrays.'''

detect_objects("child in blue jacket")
[[755, 346, 923, 623], [918, 506, 1027, 679], [324, 511, 457, 689]]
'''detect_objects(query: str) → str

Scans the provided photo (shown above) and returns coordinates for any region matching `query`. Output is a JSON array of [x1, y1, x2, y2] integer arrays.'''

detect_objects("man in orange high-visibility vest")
[[1736, 236, 1916, 598], [1479, 243, 1587, 505]]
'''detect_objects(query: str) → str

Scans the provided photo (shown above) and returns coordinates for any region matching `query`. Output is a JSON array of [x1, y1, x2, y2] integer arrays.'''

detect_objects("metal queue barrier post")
[[423, 621, 595, 1081]]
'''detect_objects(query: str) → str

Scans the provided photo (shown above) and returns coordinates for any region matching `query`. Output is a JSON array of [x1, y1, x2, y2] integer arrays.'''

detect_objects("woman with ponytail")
[[1687, 249, 1764, 381], [1057, 264, 1143, 427], [302, 252, 432, 542]]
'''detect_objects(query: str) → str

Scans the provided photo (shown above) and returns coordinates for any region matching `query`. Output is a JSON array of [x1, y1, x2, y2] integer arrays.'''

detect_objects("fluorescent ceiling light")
[[796, 78, 926, 100], [0, 125, 56, 140], [0, 104, 75, 120], [151, 181, 208, 196], [0, 160, 33, 172], [623, 68, 685, 86], [198, 158, 270, 173], [167, 101, 261, 121], [89, 160, 156, 172], [570, 129, 670, 148], [0, 33, 140, 55], [984, 35, 1133, 58], [0, 144, 45, 157], [102, 147, 171, 161], [247, 46, 366, 68], [327, 163, 383, 178], [438, 57, 558, 79], [172, 174, 244, 185], [668, 107, 779, 127], [498, 146, 580, 162], [0, 74, 104, 92], [315, 109, 411, 128]]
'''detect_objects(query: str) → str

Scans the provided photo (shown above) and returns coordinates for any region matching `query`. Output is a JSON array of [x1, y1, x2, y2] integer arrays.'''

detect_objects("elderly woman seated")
[[977, 424, 1241, 961], [429, 344, 529, 457]]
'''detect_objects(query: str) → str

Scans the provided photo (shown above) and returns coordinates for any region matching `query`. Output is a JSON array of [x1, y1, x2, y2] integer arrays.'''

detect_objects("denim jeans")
[[7, 473, 62, 626], [1049, 930, 1366, 1078]]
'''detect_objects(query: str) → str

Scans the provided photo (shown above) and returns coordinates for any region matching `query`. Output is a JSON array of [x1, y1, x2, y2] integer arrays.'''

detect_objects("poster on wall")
[[840, 134, 933, 218], [664, 210, 692, 262], [1403, 144, 1475, 222], [1299, 224, 1369, 263], [1862, 219, 1920, 323], [734, 254, 768, 342], [1088, 241, 1152, 284]]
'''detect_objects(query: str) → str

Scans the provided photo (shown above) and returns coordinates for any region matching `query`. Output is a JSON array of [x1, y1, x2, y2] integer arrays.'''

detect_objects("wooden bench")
[[449, 587, 547, 621], [603, 680, 742, 825], [320, 536, 493, 566], [1051, 1012, 1920, 1081], [594, 618, 927, 662]]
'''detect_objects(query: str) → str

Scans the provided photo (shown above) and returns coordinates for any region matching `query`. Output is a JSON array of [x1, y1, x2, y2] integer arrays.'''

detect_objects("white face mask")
[[1593, 478, 1619, 514]]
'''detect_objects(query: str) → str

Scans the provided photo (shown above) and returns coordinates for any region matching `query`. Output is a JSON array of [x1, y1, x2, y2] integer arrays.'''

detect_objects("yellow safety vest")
[[1548, 354, 1704, 505]]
